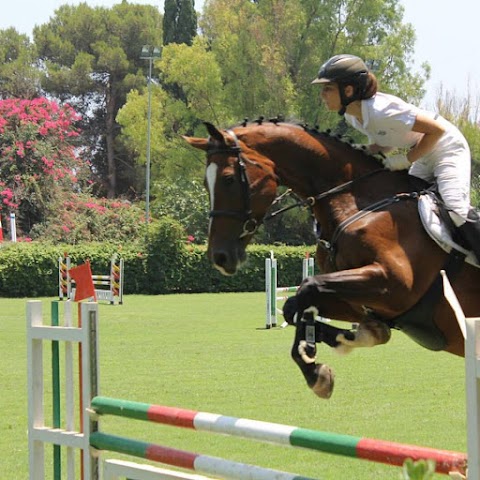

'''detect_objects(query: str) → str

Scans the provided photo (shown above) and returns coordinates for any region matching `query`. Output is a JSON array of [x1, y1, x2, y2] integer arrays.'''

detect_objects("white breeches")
[[409, 131, 471, 219]]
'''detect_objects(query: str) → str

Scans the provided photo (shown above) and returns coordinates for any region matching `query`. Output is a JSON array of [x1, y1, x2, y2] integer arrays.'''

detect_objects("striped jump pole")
[[90, 432, 318, 480], [90, 397, 467, 476], [103, 459, 215, 480]]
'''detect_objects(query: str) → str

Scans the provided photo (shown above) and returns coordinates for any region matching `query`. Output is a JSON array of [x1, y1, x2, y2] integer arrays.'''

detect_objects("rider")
[[311, 53, 480, 262]]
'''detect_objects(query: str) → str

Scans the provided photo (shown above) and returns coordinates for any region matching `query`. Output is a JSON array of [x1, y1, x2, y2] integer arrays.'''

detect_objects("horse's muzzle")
[[210, 247, 246, 276]]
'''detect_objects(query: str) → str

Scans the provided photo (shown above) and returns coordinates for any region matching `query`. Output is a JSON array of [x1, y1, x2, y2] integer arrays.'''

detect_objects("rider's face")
[[320, 83, 342, 112]]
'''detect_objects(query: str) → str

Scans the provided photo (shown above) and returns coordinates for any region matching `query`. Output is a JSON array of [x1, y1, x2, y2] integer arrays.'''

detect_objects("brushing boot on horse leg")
[[289, 308, 336, 399], [284, 294, 390, 399]]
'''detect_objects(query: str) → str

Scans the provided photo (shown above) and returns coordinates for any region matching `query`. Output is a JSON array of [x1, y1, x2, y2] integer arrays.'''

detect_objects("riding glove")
[[382, 154, 411, 171]]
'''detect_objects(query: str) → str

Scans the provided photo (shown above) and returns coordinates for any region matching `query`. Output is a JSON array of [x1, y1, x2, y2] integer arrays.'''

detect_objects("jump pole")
[[102, 459, 214, 480], [90, 396, 467, 476], [90, 432, 319, 480], [442, 269, 480, 480], [28, 295, 472, 479]]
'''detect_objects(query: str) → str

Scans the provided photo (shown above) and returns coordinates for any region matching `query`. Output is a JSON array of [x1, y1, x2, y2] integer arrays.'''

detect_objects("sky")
[[0, 0, 478, 113]]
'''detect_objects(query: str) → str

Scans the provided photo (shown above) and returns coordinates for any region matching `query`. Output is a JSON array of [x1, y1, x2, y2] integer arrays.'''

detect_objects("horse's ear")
[[203, 121, 226, 144], [182, 135, 208, 151]]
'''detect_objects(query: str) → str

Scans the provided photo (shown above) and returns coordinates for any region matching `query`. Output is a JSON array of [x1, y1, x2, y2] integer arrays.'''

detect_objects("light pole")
[[140, 45, 161, 224]]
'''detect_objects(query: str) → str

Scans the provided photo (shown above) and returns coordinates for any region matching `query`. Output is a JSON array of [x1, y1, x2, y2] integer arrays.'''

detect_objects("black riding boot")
[[458, 220, 480, 263]]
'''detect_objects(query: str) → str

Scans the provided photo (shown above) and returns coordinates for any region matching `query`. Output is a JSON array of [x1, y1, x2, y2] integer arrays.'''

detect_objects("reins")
[[264, 168, 385, 221], [319, 191, 421, 255], [207, 128, 388, 241]]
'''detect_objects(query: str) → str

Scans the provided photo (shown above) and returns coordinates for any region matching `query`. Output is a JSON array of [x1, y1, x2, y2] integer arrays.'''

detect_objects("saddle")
[[418, 190, 480, 268]]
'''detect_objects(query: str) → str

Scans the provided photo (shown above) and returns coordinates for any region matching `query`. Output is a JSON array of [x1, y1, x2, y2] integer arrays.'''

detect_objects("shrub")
[[0, 98, 89, 234], [29, 192, 148, 244], [0, 237, 315, 298]]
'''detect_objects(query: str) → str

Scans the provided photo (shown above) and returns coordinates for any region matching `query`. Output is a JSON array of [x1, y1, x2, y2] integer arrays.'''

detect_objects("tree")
[[117, 38, 227, 189], [200, 0, 428, 128], [0, 28, 41, 99], [0, 97, 89, 234], [33, 1, 163, 198], [163, 0, 197, 46], [117, 85, 200, 184], [29, 192, 147, 243], [162, 0, 198, 102], [151, 178, 209, 242], [200, 0, 298, 119]]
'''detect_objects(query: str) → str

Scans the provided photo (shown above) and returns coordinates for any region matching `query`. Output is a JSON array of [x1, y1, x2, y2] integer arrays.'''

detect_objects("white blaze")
[[205, 163, 218, 234]]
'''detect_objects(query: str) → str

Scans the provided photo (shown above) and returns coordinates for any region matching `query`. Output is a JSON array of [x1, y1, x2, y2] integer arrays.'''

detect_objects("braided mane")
[[232, 115, 381, 162]]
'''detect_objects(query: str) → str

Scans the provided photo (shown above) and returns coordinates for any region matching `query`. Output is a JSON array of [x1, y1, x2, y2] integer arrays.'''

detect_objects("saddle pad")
[[418, 193, 478, 267]]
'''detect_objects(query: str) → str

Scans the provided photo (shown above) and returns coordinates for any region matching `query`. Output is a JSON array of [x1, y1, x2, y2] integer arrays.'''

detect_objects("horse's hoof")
[[311, 363, 335, 399]]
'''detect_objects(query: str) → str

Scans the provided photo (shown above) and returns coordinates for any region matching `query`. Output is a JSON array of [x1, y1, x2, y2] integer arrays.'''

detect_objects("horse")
[[183, 119, 480, 399]]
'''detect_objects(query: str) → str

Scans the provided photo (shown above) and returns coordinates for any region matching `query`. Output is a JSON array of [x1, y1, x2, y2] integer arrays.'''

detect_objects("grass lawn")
[[0, 293, 466, 479]]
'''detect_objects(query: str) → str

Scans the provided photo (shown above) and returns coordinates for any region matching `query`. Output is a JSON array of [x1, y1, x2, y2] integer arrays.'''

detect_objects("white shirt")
[[345, 91, 471, 217], [345, 92, 424, 149]]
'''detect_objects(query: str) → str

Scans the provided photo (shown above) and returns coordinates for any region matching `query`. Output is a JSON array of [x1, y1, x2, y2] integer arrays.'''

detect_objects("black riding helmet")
[[312, 54, 369, 115]]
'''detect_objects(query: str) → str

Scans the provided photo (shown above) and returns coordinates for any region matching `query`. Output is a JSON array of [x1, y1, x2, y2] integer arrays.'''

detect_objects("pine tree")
[[163, 0, 197, 46]]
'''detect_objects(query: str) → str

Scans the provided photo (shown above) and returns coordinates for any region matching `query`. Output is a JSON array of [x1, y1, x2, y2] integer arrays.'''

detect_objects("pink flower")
[[1, 188, 13, 200]]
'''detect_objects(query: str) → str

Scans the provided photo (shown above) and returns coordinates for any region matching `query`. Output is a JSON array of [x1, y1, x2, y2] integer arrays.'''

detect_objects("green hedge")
[[0, 217, 317, 297]]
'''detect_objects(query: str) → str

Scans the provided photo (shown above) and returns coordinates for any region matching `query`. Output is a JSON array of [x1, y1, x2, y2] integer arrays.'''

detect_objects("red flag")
[[69, 261, 96, 302]]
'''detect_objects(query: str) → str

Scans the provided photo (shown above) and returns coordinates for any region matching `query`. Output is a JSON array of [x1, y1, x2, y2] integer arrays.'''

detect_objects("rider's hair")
[[339, 71, 378, 100], [362, 72, 378, 99]]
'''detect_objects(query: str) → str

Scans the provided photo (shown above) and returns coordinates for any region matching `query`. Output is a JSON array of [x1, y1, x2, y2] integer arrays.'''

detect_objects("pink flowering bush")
[[0, 97, 89, 234], [29, 192, 146, 244]]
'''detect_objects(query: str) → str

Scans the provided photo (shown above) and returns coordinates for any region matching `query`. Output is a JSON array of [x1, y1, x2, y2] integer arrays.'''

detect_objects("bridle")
[[206, 129, 387, 243], [207, 130, 261, 238]]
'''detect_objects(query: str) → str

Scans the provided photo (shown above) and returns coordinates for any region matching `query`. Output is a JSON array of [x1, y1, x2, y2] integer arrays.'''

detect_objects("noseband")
[[207, 130, 259, 238]]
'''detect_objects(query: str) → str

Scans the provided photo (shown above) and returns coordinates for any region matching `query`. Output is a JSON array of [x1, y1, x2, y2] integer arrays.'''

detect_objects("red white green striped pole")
[[90, 431, 317, 480], [90, 396, 467, 476]]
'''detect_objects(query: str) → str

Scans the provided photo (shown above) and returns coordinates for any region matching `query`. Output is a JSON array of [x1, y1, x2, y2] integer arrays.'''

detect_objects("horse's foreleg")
[[290, 308, 368, 398], [285, 264, 390, 353], [285, 264, 395, 398], [335, 320, 391, 353], [290, 309, 335, 399]]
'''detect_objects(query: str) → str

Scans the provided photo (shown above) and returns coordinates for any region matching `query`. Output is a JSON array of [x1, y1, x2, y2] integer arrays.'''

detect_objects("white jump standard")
[[265, 252, 314, 328]]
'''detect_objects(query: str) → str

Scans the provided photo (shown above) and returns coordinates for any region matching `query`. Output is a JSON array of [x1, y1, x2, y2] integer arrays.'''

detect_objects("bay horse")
[[183, 119, 480, 399]]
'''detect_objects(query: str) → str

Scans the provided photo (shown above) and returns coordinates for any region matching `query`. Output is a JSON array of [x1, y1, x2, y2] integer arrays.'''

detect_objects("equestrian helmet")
[[312, 54, 368, 85]]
